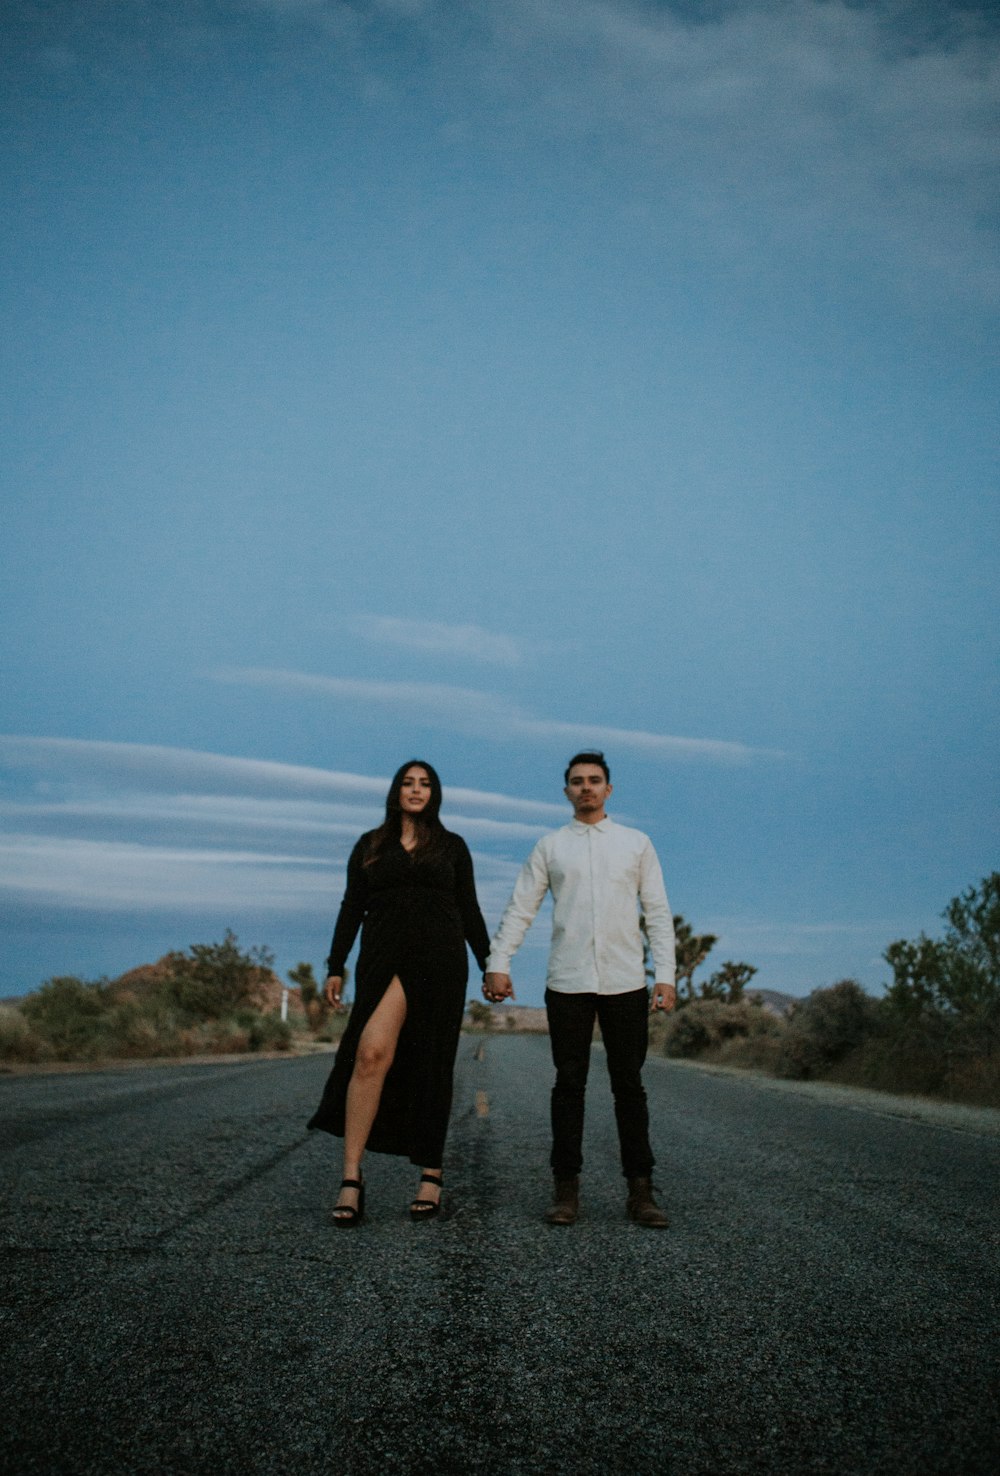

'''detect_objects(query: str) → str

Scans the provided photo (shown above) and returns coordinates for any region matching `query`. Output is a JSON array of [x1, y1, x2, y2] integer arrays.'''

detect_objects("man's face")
[[564, 763, 612, 819]]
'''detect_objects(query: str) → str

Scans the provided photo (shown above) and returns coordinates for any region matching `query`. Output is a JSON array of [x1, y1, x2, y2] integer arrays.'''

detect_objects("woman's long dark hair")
[[363, 759, 447, 865]]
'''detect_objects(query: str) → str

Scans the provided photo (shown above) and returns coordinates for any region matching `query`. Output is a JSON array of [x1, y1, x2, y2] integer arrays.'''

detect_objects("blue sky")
[[2, 0, 997, 1004]]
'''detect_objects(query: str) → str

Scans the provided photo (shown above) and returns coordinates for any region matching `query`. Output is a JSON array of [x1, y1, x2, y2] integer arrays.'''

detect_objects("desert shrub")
[[242, 1011, 293, 1052], [19, 976, 118, 1059], [717, 1028, 786, 1073], [942, 1050, 1000, 1107], [853, 1011, 1000, 1105], [884, 872, 1000, 1028], [661, 998, 781, 1059], [661, 1001, 715, 1056], [117, 1016, 183, 1058], [16, 933, 296, 1062], [874, 874, 1000, 1104], [851, 1021, 950, 1097], [467, 1000, 494, 1030], [0, 1005, 52, 1063], [165, 931, 275, 1021], [172, 1011, 292, 1056], [775, 979, 879, 1079]]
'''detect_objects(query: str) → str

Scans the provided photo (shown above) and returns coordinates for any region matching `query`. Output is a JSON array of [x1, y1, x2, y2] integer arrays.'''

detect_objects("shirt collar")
[[569, 816, 613, 833]]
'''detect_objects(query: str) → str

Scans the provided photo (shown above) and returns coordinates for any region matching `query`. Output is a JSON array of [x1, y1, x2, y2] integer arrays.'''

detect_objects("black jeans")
[[545, 987, 654, 1180]]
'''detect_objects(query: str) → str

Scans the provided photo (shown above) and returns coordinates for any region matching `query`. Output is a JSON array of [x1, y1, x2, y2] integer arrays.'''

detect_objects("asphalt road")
[[2, 1035, 998, 1475]]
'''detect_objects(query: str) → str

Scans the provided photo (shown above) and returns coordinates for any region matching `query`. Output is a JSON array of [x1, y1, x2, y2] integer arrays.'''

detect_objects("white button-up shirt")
[[486, 817, 676, 994]]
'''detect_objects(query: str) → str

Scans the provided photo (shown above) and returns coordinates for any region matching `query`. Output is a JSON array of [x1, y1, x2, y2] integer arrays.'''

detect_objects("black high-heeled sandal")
[[332, 1177, 365, 1229], [409, 1171, 443, 1221]]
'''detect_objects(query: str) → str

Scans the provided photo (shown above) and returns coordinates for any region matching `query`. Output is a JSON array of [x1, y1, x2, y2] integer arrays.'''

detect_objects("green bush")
[[0, 1005, 51, 1063], [775, 979, 878, 1079], [661, 997, 782, 1059], [166, 931, 275, 1021], [20, 976, 117, 1060], [13, 933, 296, 1063], [241, 1011, 293, 1052], [853, 1021, 950, 1097], [884, 872, 1000, 1028], [467, 1000, 494, 1030], [876, 873, 1000, 1103]]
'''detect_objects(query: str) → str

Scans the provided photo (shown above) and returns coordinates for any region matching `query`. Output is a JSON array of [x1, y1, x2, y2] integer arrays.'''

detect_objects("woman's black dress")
[[307, 829, 490, 1167]]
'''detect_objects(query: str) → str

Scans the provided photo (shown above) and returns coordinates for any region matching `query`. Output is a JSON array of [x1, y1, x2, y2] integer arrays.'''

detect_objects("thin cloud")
[[350, 614, 524, 667], [0, 829, 524, 920], [0, 838, 528, 926], [0, 736, 566, 819], [244, 0, 999, 309], [0, 794, 549, 847], [0, 834, 335, 912], [507, 1, 1000, 306], [0, 736, 559, 917], [0, 795, 375, 841], [211, 667, 789, 763]]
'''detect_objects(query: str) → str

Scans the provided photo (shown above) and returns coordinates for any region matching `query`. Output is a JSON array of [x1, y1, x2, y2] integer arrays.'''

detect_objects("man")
[[484, 752, 676, 1228]]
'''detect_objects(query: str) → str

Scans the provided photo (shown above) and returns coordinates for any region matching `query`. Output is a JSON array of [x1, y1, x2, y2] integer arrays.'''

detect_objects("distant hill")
[[749, 988, 798, 1016], [111, 955, 307, 1019]]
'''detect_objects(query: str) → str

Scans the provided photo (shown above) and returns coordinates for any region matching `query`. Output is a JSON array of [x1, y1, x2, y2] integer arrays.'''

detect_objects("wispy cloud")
[[211, 667, 789, 763], [34, 3, 997, 307], [0, 794, 550, 847], [245, 0, 1000, 309], [0, 834, 334, 912], [0, 736, 566, 819], [521, 1, 999, 307], [0, 830, 528, 929], [350, 614, 525, 667], [0, 736, 558, 919]]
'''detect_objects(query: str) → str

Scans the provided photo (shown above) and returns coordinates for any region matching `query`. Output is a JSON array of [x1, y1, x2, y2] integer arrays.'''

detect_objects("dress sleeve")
[[452, 835, 491, 975], [325, 836, 370, 977]]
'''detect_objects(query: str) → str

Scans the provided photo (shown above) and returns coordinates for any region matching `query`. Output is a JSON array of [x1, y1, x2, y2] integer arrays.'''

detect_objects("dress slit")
[[307, 831, 489, 1167]]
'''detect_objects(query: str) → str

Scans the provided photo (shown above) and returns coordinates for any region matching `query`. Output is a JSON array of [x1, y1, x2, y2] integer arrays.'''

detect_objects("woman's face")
[[398, 766, 433, 815]]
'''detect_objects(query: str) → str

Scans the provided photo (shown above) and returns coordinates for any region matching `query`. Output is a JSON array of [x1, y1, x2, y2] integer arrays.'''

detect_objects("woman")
[[307, 760, 491, 1226]]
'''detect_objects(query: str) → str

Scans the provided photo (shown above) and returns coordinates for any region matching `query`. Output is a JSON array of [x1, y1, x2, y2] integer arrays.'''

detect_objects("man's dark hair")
[[564, 751, 610, 784]]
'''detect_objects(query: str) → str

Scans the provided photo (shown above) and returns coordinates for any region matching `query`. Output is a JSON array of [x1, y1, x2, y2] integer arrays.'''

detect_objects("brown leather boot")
[[545, 1176, 579, 1225], [626, 1176, 669, 1228]]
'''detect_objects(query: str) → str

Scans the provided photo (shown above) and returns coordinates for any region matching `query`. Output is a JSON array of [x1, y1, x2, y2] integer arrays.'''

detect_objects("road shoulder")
[[648, 1052, 1000, 1137]]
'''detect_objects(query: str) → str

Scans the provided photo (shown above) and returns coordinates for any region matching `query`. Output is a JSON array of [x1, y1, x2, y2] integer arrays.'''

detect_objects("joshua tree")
[[702, 960, 758, 1004], [288, 961, 318, 1007], [673, 915, 718, 1003]]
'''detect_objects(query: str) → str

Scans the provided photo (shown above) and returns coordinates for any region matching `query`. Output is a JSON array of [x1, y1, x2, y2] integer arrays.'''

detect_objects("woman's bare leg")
[[334, 977, 407, 1217]]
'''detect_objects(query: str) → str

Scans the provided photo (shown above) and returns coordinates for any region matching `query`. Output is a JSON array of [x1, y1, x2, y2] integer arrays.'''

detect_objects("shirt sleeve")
[[486, 839, 551, 974], [638, 840, 676, 986], [452, 835, 492, 975], [325, 836, 370, 977]]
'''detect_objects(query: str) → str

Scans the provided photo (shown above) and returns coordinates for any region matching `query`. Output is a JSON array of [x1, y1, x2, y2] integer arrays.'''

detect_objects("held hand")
[[324, 975, 345, 1010], [651, 982, 677, 1013], [483, 971, 515, 1003]]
